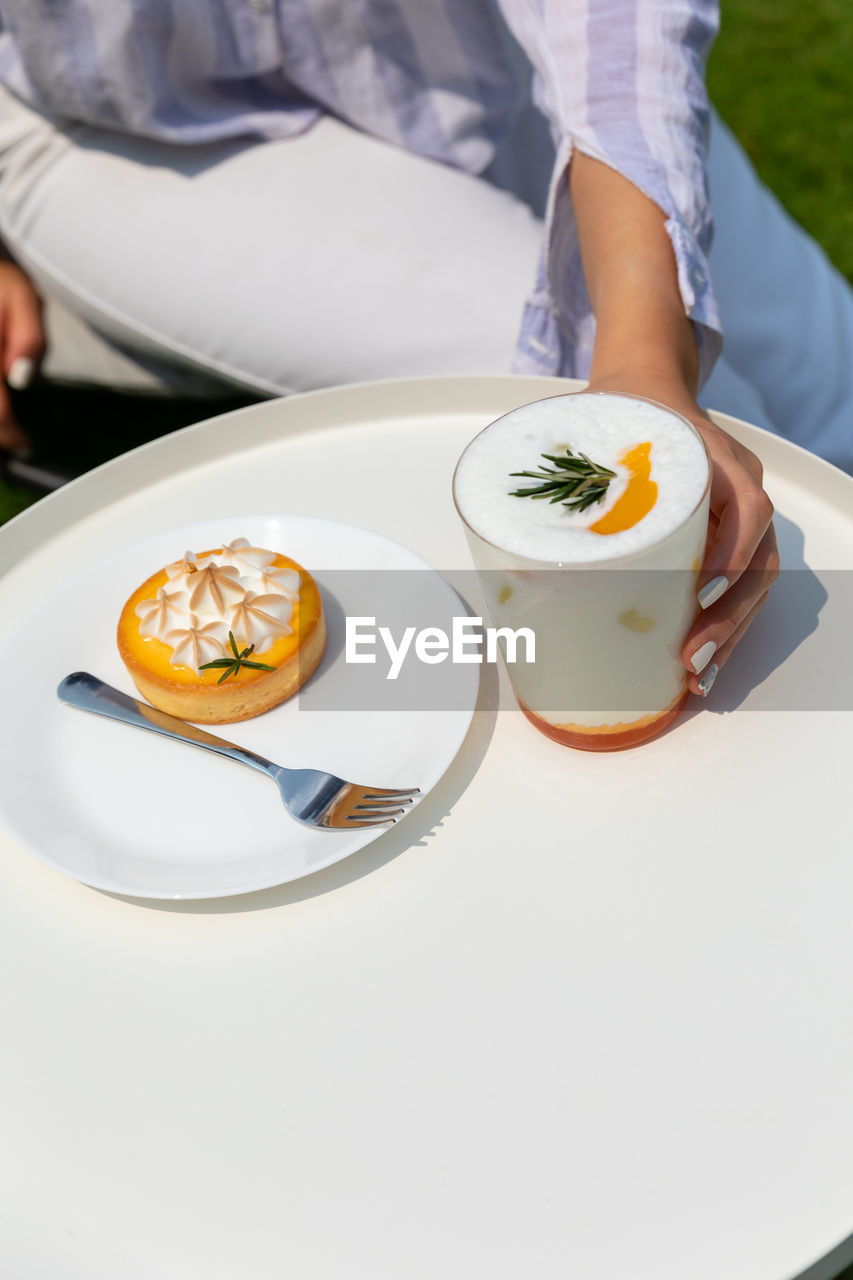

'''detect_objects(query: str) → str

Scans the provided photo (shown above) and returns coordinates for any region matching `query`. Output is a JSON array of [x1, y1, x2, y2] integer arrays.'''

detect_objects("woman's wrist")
[[583, 366, 705, 430], [588, 298, 700, 400]]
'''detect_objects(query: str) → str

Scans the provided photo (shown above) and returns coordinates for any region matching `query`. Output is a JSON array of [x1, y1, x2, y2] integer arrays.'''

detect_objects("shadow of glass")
[[700, 511, 851, 714], [97, 508, 847, 912]]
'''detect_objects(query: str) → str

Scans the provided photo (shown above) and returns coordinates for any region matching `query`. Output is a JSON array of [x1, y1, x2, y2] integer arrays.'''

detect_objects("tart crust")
[[117, 549, 325, 723]]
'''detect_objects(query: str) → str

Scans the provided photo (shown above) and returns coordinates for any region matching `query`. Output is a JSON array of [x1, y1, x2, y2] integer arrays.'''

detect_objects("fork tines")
[[345, 786, 420, 827]]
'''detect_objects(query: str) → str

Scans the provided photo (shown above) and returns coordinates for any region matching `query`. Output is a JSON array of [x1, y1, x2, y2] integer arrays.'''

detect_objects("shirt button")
[[246, 0, 270, 11], [689, 261, 707, 293]]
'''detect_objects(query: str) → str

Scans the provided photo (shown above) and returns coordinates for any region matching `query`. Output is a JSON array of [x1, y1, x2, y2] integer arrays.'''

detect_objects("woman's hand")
[[678, 404, 779, 697], [0, 257, 45, 452], [585, 371, 779, 697], [569, 151, 779, 697]]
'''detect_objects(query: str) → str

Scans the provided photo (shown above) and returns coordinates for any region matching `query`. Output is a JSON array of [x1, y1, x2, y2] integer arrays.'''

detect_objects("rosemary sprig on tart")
[[199, 631, 277, 684], [509, 447, 616, 513]]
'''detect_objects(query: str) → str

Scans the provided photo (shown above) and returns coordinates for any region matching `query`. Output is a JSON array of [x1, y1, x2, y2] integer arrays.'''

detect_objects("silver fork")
[[58, 672, 419, 830]]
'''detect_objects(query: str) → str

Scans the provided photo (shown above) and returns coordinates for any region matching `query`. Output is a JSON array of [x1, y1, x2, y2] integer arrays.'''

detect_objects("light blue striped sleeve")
[[498, 0, 722, 389]]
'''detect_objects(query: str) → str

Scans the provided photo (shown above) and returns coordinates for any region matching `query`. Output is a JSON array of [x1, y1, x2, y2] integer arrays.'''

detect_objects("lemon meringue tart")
[[117, 538, 326, 723]]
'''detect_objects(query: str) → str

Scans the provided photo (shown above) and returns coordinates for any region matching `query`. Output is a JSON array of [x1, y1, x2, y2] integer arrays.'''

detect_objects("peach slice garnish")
[[590, 442, 658, 535]]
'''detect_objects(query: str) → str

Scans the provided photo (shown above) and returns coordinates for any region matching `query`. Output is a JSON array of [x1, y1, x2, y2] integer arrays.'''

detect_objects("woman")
[[3, 0, 838, 694]]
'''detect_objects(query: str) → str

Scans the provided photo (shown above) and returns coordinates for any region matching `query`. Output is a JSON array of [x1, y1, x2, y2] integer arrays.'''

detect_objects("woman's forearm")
[[567, 147, 779, 699], [569, 149, 699, 397]]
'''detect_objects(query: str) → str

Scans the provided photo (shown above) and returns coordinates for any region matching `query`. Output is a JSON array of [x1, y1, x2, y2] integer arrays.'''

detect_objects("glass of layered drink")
[[453, 391, 712, 750]]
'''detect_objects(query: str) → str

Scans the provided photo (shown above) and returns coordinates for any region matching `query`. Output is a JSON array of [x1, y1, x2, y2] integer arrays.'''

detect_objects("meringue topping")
[[230, 592, 294, 652], [212, 538, 278, 574], [255, 563, 301, 599], [136, 538, 303, 672], [164, 616, 230, 669], [165, 550, 199, 582], [136, 586, 189, 637], [188, 562, 245, 615]]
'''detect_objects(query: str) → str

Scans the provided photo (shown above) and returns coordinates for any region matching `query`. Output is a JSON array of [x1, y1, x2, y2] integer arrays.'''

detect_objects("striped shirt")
[[0, 0, 721, 383]]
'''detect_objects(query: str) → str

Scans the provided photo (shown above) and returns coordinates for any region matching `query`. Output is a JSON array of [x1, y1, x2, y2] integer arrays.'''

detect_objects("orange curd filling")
[[119, 551, 322, 686]]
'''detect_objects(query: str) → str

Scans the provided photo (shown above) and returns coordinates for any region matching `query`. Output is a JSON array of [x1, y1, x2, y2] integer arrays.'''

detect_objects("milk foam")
[[453, 393, 709, 563]]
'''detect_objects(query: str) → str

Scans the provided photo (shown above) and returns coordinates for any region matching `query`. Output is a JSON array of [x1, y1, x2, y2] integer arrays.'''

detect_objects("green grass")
[[0, 475, 37, 525], [708, 0, 853, 281]]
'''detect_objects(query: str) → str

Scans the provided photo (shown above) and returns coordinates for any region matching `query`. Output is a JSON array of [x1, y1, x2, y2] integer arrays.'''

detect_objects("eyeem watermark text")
[[346, 616, 535, 680]]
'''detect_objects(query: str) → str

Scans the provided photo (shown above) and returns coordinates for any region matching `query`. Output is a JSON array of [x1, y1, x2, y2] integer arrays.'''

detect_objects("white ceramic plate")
[[0, 515, 477, 899]]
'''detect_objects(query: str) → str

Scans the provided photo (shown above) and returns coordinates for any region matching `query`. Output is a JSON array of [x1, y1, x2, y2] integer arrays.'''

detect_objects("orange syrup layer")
[[118, 551, 323, 687], [590, 442, 658, 535], [519, 687, 688, 752]]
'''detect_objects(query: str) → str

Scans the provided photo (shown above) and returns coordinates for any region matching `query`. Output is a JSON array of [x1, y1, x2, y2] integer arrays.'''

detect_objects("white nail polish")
[[690, 640, 717, 674], [6, 356, 36, 390], [697, 575, 729, 610], [697, 662, 719, 697]]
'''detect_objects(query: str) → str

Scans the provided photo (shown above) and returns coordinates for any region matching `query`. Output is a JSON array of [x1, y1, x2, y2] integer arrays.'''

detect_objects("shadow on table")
[[103, 658, 501, 915], [99, 510, 844, 912], [674, 509, 846, 728]]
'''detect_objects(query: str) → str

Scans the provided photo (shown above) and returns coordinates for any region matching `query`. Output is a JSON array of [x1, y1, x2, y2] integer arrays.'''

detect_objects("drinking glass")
[[452, 392, 712, 750]]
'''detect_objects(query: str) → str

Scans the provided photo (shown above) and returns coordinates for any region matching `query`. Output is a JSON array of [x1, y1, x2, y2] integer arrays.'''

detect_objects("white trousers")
[[1, 84, 851, 472]]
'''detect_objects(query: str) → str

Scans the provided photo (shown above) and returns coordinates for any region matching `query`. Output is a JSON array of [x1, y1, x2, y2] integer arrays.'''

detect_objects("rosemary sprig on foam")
[[509, 447, 616, 513], [199, 631, 276, 684]]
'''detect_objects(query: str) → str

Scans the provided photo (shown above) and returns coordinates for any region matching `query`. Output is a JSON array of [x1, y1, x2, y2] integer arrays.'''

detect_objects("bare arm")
[[569, 151, 779, 695]]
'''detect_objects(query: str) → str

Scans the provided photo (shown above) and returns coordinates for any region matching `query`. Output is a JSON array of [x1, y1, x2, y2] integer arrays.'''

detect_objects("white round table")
[[1, 375, 852, 1280]]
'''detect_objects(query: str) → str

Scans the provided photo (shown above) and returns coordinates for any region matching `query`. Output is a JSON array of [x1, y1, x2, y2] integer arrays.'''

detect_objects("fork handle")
[[57, 672, 276, 777]]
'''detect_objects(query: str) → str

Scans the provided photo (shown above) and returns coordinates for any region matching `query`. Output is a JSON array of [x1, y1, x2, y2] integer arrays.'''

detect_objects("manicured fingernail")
[[698, 575, 729, 610], [690, 640, 717, 674], [697, 662, 719, 697], [7, 356, 36, 390]]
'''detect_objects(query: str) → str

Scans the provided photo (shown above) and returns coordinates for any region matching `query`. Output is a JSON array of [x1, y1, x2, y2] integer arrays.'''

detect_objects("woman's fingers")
[[578, 382, 779, 697], [0, 260, 44, 380], [0, 259, 45, 451], [685, 591, 771, 699], [695, 422, 775, 603], [677, 420, 778, 695], [683, 522, 780, 695]]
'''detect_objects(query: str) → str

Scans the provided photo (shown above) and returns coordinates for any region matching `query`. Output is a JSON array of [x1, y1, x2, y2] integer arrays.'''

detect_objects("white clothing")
[[0, 0, 723, 385], [0, 82, 851, 472]]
